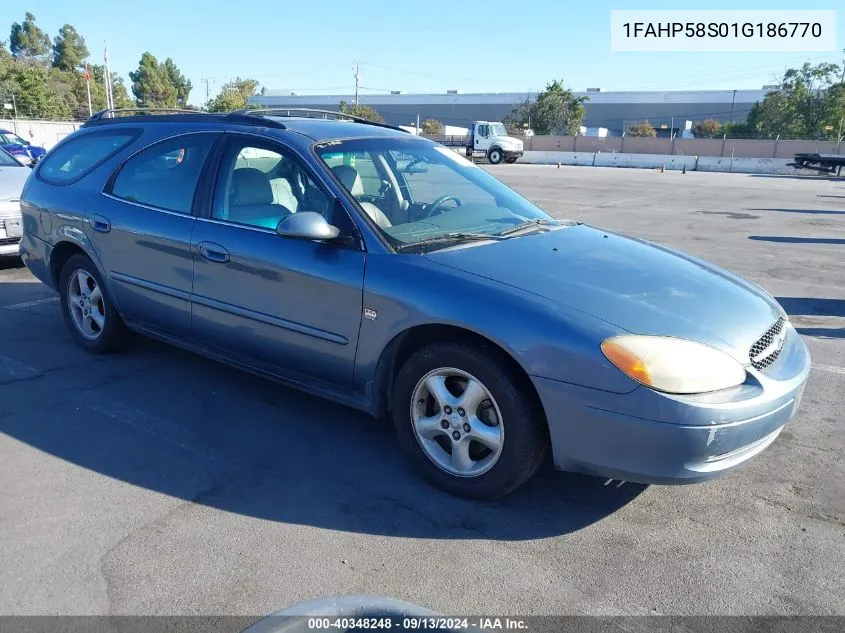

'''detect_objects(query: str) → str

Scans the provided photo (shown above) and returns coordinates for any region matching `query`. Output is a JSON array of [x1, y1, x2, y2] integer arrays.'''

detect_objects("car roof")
[[267, 117, 411, 142], [80, 110, 418, 146]]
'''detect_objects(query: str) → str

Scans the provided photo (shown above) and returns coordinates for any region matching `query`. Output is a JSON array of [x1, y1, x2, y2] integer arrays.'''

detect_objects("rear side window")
[[38, 131, 139, 184], [109, 134, 216, 214]]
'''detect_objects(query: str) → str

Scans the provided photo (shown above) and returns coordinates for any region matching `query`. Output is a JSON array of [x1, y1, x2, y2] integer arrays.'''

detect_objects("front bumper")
[[533, 325, 810, 484], [503, 149, 523, 159]]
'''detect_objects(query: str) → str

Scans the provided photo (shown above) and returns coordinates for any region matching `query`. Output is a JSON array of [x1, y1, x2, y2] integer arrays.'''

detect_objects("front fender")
[[355, 253, 638, 397]]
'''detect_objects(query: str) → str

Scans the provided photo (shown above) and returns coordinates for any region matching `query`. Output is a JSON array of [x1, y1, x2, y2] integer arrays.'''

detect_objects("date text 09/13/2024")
[[306, 617, 528, 630]]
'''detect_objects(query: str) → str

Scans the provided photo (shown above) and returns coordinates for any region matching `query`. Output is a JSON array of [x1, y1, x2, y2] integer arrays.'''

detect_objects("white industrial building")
[[249, 88, 773, 136]]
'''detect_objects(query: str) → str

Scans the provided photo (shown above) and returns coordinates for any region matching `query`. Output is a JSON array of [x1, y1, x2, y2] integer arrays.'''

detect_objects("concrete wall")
[[518, 151, 802, 175], [0, 118, 81, 149], [429, 134, 844, 159]]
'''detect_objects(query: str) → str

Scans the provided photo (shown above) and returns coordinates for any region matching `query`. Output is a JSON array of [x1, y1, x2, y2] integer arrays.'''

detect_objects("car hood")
[[0, 165, 30, 200], [424, 224, 783, 363], [492, 135, 523, 150]]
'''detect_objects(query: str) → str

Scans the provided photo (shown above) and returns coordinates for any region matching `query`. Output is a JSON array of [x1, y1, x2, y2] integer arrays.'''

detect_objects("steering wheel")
[[425, 195, 462, 218]]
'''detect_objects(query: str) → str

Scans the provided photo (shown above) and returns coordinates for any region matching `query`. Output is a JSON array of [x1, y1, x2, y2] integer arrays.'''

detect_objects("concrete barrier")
[[520, 151, 594, 166], [695, 157, 797, 175], [520, 151, 805, 175], [593, 152, 696, 171]]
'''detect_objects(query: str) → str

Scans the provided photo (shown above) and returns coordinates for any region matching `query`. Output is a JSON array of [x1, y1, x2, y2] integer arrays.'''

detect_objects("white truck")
[[440, 121, 524, 164]]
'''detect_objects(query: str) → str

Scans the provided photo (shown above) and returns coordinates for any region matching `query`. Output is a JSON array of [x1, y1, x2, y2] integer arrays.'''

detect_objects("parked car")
[[0, 147, 31, 257], [19, 109, 810, 499], [0, 129, 47, 166]]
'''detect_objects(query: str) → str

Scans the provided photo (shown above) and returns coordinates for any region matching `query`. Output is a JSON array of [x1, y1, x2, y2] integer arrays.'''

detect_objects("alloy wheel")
[[410, 367, 504, 477], [67, 269, 106, 340]]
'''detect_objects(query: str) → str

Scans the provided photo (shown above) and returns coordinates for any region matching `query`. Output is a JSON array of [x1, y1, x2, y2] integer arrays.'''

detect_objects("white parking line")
[[0, 355, 40, 380], [2, 296, 58, 310], [87, 396, 239, 469], [814, 364, 845, 375]]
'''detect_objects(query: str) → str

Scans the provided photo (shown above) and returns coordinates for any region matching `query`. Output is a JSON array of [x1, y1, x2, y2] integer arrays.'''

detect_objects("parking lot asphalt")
[[0, 165, 843, 616]]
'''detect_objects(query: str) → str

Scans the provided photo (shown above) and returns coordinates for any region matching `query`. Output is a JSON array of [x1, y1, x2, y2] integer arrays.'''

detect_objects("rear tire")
[[59, 254, 130, 354], [487, 147, 504, 165], [392, 341, 547, 499]]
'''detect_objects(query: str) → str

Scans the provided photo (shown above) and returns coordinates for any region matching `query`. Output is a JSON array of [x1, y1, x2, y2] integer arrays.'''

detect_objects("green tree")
[[52, 24, 89, 72], [421, 118, 443, 134], [0, 61, 69, 118], [692, 118, 722, 138], [739, 60, 844, 139], [9, 12, 50, 61], [129, 52, 177, 107], [339, 100, 384, 123], [205, 78, 260, 112], [110, 74, 135, 109], [162, 58, 192, 107], [507, 80, 587, 135], [626, 120, 657, 137]]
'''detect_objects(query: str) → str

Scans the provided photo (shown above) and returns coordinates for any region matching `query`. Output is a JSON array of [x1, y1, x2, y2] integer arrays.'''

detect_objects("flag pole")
[[84, 64, 92, 117], [104, 44, 113, 111]]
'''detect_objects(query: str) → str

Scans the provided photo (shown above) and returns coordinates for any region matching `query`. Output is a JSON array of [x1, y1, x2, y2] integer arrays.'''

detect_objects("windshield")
[[1, 133, 27, 145], [0, 148, 22, 167], [489, 123, 508, 137], [316, 137, 559, 251]]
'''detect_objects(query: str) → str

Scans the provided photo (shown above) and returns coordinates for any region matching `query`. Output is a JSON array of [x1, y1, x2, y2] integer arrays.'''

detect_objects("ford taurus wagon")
[[19, 108, 810, 499]]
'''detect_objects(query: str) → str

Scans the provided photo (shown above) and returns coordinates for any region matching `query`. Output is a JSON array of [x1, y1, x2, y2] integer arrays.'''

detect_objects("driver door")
[[190, 135, 365, 387], [474, 124, 490, 152]]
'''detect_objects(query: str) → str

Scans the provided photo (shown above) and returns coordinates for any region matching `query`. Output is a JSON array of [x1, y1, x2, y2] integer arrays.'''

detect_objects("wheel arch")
[[49, 240, 117, 313], [50, 240, 95, 288], [370, 323, 546, 425]]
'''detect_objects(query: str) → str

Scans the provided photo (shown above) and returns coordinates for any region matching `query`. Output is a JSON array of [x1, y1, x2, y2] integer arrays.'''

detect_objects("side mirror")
[[276, 212, 340, 241]]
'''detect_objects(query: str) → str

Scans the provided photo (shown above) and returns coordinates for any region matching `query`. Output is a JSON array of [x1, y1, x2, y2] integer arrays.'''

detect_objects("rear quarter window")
[[37, 130, 139, 185]]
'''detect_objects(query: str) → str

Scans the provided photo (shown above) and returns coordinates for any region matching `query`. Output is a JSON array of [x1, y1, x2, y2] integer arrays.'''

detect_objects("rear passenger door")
[[97, 132, 220, 336], [190, 134, 365, 388]]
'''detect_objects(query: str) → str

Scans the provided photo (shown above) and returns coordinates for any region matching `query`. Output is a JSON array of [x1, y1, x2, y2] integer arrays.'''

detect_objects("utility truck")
[[440, 121, 524, 164]]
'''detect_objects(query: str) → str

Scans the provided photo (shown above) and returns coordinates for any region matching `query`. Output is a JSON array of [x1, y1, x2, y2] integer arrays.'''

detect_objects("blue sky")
[[2, 1, 842, 105]]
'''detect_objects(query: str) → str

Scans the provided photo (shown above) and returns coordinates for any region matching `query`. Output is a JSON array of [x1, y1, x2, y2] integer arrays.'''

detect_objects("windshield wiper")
[[498, 218, 560, 237], [395, 232, 503, 252]]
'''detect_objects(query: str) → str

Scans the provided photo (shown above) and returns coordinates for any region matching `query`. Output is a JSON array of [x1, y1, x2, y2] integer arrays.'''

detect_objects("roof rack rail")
[[82, 108, 287, 130], [234, 108, 409, 133], [88, 107, 208, 121]]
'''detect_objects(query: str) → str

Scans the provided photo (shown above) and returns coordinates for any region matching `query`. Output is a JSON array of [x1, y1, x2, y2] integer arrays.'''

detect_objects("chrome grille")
[[749, 317, 786, 371]]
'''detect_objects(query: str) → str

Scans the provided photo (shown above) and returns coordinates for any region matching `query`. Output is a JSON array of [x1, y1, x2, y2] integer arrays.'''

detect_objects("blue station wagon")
[[19, 108, 810, 499]]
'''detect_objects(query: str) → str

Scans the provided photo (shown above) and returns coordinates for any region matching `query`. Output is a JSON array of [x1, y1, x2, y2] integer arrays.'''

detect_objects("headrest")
[[331, 164, 364, 197], [230, 168, 273, 206]]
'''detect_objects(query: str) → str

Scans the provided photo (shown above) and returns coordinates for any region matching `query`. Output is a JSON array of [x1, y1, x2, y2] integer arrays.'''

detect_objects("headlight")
[[601, 335, 746, 394]]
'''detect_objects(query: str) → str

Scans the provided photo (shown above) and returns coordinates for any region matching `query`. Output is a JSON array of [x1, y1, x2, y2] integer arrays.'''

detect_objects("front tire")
[[392, 341, 547, 499], [59, 254, 129, 354], [487, 147, 504, 165], [505, 157, 518, 164]]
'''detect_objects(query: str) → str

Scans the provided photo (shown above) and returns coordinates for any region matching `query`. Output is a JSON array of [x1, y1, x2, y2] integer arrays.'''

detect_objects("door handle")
[[90, 215, 111, 233], [197, 241, 229, 263]]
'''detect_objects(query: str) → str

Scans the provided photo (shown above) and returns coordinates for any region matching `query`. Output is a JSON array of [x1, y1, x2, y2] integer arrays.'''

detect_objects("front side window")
[[213, 139, 333, 231], [38, 131, 139, 184], [316, 137, 562, 251], [110, 134, 215, 214]]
